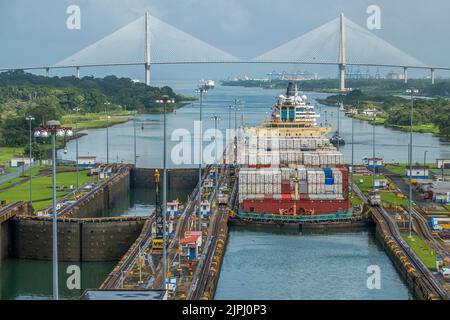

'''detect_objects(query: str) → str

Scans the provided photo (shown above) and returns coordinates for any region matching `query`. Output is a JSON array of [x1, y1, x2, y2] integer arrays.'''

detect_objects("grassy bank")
[[403, 234, 438, 269], [0, 165, 44, 190], [350, 192, 362, 206], [353, 174, 409, 207], [0, 147, 24, 163], [0, 168, 92, 211], [385, 163, 438, 176], [351, 114, 387, 125], [61, 111, 134, 131], [385, 123, 440, 135], [348, 114, 440, 135]]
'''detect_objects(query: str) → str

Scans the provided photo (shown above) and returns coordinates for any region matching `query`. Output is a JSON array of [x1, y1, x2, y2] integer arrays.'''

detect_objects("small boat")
[[331, 103, 345, 146], [330, 131, 345, 146]]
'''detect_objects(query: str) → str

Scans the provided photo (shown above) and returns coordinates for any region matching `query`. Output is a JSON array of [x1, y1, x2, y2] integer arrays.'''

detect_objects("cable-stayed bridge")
[[0, 12, 446, 91]]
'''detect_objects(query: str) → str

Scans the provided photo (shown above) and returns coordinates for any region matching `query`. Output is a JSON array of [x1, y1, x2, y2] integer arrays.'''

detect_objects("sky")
[[0, 0, 449, 81]]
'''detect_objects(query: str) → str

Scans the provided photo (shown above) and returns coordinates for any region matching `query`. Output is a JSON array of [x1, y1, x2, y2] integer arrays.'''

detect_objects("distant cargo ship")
[[199, 79, 215, 90], [235, 82, 352, 223]]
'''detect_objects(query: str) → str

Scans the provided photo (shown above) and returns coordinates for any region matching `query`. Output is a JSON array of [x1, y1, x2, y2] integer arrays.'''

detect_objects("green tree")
[[0, 117, 27, 147], [24, 141, 47, 161]]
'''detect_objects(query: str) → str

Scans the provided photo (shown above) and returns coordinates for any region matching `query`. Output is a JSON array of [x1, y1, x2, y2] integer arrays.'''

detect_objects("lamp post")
[[133, 116, 137, 167], [34, 121, 73, 300], [195, 87, 207, 231], [336, 99, 341, 151], [156, 95, 175, 289], [211, 115, 221, 188], [423, 150, 428, 177], [233, 99, 243, 132], [226, 105, 234, 165], [25, 116, 35, 208], [226, 105, 233, 131], [104, 102, 111, 164], [73, 108, 81, 191], [351, 104, 355, 194], [406, 88, 419, 237], [372, 111, 376, 191], [233, 107, 240, 167]]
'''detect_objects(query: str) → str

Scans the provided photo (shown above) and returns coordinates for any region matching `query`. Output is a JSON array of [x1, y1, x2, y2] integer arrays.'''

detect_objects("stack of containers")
[[238, 126, 349, 207], [286, 165, 308, 193], [332, 168, 343, 196], [303, 151, 344, 166], [296, 165, 308, 194], [239, 131, 344, 167], [324, 168, 334, 194], [238, 168, 282, 202]]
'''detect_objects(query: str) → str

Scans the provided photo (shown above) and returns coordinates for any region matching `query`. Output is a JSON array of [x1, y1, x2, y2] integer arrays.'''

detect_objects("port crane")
[[152, 169, 164, 253]]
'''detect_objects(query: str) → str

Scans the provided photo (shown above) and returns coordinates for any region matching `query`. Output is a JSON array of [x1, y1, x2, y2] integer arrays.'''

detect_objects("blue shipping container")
[[325, 178, 334, 185], [323, 168, 333, 178]]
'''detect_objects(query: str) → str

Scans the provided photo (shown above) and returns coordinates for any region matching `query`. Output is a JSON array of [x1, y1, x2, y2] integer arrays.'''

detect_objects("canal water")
[[0, 187, 190, 300], [0, 259, 116, 300], [215, 226, 413, 300], [3, 81, 448, 299], [59, 81, 450, 167]]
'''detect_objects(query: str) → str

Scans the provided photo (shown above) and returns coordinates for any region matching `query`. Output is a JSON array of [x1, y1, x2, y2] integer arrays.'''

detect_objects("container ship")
[[234, 82, 353, 223]]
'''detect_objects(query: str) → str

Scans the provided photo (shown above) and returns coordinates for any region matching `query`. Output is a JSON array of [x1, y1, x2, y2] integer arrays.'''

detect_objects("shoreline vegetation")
[[222, 79, 450, 139], [0, 71, 195, 163]]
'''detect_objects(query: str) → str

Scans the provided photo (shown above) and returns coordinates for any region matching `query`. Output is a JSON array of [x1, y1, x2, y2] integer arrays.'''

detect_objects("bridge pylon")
[[145, 11, 151, 85], [338, 13, 346, 92]]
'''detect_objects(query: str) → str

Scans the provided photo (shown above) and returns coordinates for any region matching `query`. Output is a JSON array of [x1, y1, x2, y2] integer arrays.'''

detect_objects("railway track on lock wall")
[[100, 215, 155, 290], [102, 164, 221, 292], [188, 206, 225, 300], [411, 207, 448, 258], [354, 184, 449, 300], [151, 165, 214, 289], [188, 169, 231, 300]]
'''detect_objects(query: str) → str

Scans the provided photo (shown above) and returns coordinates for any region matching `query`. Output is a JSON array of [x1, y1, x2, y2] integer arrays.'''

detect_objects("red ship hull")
[[240, 198, 352, 215]]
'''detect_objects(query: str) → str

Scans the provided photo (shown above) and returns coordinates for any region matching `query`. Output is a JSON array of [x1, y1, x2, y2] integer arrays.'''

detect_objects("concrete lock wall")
[[0, 220, 14, 260], [0, 202, 32, 260], [66, 168, 200, 218], [65, 169, 130, 218], [131, 168, 202, 190], [12, 217, 145, 262]]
